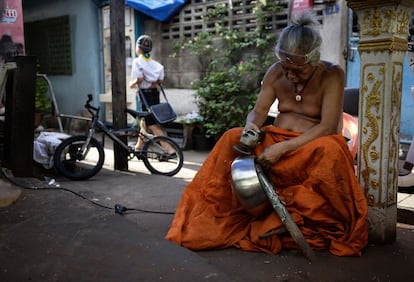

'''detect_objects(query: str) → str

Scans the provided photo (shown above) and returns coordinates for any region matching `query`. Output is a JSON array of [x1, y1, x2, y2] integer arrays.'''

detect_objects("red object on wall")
[[0, 0, 25, 63], [292, 0, 314, 14]]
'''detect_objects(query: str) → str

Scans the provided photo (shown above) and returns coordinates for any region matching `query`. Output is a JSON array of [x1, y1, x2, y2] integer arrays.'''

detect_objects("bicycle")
[[53, 94, 184, 180]]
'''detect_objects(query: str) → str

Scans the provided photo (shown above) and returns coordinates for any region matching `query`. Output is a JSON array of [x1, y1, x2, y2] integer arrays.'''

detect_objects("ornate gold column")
[[346, 0, 414, 243]]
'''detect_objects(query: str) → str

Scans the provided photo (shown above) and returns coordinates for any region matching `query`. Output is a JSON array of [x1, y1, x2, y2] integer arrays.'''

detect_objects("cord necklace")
[[294, 67, 317, 102]]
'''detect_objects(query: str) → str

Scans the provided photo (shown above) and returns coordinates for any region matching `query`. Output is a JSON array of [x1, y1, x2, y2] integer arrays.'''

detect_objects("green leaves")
[[178, 2, 280, 137], [35, 77, 51, 113], [194, 64, 259, 137]]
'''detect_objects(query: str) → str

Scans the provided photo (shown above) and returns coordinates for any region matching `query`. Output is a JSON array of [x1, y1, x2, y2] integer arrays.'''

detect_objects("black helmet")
[[136, 35, 152, 53]]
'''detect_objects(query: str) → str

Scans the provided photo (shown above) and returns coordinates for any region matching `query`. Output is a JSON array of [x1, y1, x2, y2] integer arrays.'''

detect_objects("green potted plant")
[[175, 3, 280, 140], [34, 76, 51, 126], [35, 77, 51, 112], [193, 63, 259, 138]]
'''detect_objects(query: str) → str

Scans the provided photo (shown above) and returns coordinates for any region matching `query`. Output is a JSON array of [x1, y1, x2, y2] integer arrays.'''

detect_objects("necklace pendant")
[[295, 94, 302, 102]]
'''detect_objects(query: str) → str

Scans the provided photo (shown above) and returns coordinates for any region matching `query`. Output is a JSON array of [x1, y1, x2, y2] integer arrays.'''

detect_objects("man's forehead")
[[276, 48, 309, 66]]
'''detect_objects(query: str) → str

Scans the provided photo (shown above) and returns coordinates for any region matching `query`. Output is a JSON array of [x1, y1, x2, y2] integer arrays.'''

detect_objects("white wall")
[[319, 0, 348, 68]]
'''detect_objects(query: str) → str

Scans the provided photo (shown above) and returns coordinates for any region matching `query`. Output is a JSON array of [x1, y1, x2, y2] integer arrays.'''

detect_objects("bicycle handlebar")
[[87, 93, 93, 104], [84, 94, 99, 115]]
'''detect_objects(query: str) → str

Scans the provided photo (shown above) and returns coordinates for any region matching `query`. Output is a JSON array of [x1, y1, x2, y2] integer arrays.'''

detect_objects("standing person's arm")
[[157, 64, 165, 85], [129, 77, 144, 89], [129, 58, 144, 89]]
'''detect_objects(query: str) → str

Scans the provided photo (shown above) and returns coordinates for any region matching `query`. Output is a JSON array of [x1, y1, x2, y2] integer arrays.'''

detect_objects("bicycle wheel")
[[141, 136, 184, 176], [53, 135, 105, 180]]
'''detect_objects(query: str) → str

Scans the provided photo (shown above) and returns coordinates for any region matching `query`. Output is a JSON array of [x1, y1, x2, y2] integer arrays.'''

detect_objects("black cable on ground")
[[0, 168, 175, 216]]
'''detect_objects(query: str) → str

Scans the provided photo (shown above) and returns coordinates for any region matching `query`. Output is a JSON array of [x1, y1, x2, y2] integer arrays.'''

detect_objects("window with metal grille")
[[24, 15, 72, 75]]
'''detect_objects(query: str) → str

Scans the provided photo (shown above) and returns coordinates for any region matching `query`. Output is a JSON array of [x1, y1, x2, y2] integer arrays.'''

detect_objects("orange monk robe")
[[166, 126, 368, 257]]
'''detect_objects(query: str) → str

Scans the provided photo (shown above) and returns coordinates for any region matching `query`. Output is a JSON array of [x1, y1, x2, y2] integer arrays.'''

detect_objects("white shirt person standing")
[[129, 35, 170, 153]]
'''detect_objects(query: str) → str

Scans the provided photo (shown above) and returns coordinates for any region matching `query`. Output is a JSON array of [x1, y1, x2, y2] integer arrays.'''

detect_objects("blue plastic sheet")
[[125, 0, 187, 22]]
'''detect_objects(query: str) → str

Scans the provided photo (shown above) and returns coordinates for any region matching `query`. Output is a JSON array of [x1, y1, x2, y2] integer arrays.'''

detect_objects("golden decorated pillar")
[[346, 0, 414, 243]]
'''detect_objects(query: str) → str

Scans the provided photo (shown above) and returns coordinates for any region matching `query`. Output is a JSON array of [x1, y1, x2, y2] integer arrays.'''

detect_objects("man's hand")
[[243, 122, 260, 133], [256, 142, 286, 169]]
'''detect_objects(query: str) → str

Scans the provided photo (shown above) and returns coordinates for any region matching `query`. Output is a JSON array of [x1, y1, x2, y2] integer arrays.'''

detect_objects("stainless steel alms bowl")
[[231, 156, 270, 217]]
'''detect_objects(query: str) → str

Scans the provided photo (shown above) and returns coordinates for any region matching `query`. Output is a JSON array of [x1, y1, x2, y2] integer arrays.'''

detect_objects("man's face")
[[276, 49, 314, 83], [280, 62, 314, 83]]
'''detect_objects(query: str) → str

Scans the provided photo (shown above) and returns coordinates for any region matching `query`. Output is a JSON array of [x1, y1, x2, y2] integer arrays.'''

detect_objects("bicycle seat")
[[125, 108, 151, 119]]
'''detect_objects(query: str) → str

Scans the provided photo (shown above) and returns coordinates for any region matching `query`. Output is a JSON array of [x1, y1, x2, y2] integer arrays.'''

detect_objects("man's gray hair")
[[275, 10, 322, 65]]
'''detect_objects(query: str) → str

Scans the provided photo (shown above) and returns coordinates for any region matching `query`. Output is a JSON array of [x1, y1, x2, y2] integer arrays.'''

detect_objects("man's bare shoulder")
[[315, 61, 345, 90], [263, 62, 284, 82], [319, 61, 344, 76]]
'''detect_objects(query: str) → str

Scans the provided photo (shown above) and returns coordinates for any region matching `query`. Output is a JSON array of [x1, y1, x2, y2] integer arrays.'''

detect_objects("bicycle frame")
[[96, 118, 132, 153], [53, 94, 184, 179], [80, 97, 161, 159], [74, 98, 129, 161]]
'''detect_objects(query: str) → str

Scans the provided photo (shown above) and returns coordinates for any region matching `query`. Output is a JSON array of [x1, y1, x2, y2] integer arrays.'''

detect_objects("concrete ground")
[[1, 146, 414, 281]]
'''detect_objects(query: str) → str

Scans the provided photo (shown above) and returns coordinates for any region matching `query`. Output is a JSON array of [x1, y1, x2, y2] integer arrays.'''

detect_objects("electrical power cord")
[[0, 167, 175, 216]]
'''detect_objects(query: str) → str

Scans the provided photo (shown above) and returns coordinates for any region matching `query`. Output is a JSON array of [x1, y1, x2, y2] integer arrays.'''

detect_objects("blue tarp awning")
[[125, 0, 187, 22]]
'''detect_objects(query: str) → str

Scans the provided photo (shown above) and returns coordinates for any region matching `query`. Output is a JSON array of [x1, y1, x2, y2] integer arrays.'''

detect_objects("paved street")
[[1, 146, 414, 281]]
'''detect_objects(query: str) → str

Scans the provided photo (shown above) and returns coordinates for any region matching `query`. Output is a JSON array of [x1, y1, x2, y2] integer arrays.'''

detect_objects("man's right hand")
[[243, 122, 260, 133]]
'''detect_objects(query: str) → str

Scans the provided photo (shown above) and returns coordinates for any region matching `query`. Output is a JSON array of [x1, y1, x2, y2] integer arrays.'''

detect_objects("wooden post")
[[346, 0, 414, 243], [3, 56, 36, 177], [110, 0, 128, 171]]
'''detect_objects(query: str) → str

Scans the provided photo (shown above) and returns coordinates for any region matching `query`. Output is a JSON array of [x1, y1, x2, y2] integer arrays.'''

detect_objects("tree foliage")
[[176, 2, 282, 137]]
